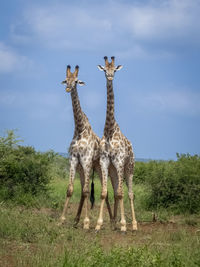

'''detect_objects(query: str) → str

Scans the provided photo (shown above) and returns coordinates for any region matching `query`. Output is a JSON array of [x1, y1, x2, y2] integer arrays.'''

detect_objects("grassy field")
[[0, 177, 200, 267]]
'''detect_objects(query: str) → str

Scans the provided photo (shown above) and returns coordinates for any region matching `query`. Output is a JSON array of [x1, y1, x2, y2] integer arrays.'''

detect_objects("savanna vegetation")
[[0, 130, 200, 266]]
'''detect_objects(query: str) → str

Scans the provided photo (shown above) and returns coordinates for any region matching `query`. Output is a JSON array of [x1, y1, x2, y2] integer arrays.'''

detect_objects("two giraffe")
[[60, 58, 137, 232]]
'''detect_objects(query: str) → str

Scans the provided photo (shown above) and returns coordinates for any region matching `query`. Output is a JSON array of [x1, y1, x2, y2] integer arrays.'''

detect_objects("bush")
[[142, 154, 200, 213], [48, 153, 69, 181], [134, 161, 157, 184], [0, 130, 55, 202]]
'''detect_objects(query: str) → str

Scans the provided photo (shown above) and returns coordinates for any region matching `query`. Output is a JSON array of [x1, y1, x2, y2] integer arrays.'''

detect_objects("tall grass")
[[0, 201, 200, 267]]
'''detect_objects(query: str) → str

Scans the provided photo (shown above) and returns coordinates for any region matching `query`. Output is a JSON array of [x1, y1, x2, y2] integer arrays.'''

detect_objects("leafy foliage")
[[134, 154, 200, 213], [0, 130, 55, 202]]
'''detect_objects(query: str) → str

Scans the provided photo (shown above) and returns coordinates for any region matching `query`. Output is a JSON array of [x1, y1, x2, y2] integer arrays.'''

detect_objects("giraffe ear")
[[97, 65, 105, 71], [61, 80, 66, 84], [115, 65, 123, 71], [77, 80, 85, 86]]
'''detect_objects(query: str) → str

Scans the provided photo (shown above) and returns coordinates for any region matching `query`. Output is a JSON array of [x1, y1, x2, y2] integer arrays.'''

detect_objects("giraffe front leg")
[[59, 157, 78, 225], [81, 160, 92, 230], [95, 156, 109, 232], [83, 195, 90, 230], [114, 163, 126, 232], [96, 165, 113, 222], [126, 173, 137, 231], [119, 197, 126, 232]]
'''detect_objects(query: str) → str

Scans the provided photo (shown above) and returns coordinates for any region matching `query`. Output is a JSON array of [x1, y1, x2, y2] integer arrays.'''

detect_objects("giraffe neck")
[[71, 86, 85, 133], [104, 79, 116, 135]]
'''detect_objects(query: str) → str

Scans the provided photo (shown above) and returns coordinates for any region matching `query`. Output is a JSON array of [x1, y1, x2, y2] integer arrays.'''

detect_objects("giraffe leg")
[[110, 171, 119, 229], [126, 172, 137, 231], [95, 156, 109, 232], [119, 197, 126, 232], [113, 195, 119, 229], [74, 194, 84, 227], [74, 171, 85, 226], [59, 157, 78, 224], [96, 165, 113, 221], [83, 194, 90, 230], [105, 194, 113, 221], [81, 160, 92, 230], [114, 164, 126, 232]]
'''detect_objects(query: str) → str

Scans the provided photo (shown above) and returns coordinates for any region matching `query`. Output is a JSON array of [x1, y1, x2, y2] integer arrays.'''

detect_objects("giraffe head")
[[97, 56, 123, 81], [61, 65, 85, 93]]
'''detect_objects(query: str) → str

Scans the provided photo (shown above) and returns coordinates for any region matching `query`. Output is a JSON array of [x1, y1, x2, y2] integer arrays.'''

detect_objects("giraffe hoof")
[[95, 225, 101, 233], [73, 223, 78, 229], [111, 223, 117, 231], [83, 218, 90, 230], [73, 218, 80, 228], [57, 221, 64, 227], [120, 225, 127, 232], [57, 217, 65, 226], [121, 230, 127, 235], [132, 224, 138, 231]]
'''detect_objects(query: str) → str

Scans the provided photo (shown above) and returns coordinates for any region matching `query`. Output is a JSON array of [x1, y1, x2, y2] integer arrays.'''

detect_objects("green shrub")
[[134, 161, 157, 184], [0, 130, 55, 202], [144, 154, 200, 213], [48, 153, 69, 181]]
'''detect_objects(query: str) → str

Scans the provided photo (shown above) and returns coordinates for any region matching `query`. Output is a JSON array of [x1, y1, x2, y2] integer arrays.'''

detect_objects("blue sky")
[[0, 0, 200, 159]]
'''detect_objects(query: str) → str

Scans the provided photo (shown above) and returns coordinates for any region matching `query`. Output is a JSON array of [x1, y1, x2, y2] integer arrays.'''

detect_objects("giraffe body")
[[96, 57, 137, 232]]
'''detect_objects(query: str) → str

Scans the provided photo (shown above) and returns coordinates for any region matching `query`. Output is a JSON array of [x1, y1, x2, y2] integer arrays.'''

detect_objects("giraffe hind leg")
[[109, 169, 119, 230], [59, 157, 78, 225]]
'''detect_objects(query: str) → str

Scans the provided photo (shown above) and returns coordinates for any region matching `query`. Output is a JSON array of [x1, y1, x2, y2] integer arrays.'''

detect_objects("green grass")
[[0, 202, 200, 266], [0, 176, 200, 267]]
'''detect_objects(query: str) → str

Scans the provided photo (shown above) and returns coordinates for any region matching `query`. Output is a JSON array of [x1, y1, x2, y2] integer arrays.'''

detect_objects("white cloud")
[[10, 0, 200, 57], [132, 89, 200, 116], [124, 0, 199, 41], [0, 42, 32, 73], [16, 4, 113, 50], [115, 44, 174, 60]]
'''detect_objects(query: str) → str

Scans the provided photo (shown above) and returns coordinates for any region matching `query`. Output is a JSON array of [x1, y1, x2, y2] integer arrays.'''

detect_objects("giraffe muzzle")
[[66, 88, 71, 92]]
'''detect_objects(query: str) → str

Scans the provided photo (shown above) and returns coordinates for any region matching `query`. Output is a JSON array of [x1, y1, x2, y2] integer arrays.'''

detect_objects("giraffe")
[[60, 65, 112, 229], [95, 56, 137, 232]]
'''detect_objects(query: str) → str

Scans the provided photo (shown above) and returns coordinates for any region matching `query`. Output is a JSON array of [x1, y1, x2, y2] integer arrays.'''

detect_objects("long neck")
[[104, 79, 116, 134], [71, 86, 85, 133]]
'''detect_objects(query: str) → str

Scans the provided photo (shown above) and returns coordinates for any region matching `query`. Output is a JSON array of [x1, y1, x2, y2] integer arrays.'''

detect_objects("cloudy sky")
[[0, 0, 200, 159]]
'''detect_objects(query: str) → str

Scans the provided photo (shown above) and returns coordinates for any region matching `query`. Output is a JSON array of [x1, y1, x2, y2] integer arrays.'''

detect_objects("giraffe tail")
[[90, 169, 95, 209]]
